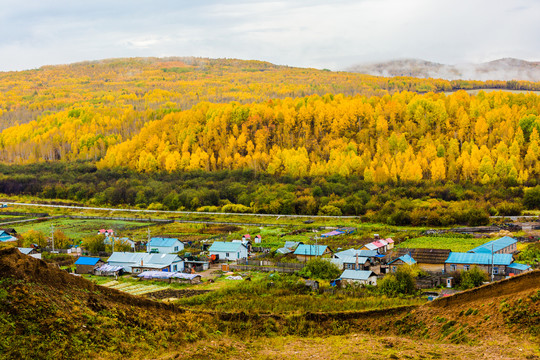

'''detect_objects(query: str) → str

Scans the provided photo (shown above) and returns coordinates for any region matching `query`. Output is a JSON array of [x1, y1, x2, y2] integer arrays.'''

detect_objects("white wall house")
[[107, 252, 184, 273], [208, 241, 248, 261], [147, 237, 184, 254]]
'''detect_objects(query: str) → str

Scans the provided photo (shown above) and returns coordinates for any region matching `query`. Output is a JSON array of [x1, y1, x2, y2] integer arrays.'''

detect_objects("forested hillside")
[[98, 91, 540, 184], [1, 57, 540, 221], [0, 57, 538, 165]]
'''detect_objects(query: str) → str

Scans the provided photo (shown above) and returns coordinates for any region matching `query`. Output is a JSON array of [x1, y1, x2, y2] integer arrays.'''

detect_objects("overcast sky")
[[0, 0, 538, 72]]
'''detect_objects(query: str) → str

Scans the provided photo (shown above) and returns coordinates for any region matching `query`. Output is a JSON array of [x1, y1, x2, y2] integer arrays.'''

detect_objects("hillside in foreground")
[[347, 58, 540, 82], [0, 248, 538, 359]]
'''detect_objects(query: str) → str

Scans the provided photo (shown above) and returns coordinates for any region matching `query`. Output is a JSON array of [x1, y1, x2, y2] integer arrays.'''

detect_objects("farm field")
[[395, 235, 489, 252]]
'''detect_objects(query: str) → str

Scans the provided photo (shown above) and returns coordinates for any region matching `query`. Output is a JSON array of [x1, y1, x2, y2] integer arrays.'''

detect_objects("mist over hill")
[[347, 58, 540, 82]]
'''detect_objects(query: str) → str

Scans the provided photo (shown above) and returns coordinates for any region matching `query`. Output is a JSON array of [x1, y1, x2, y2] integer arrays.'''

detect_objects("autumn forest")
[[1, 57, 540, 224]]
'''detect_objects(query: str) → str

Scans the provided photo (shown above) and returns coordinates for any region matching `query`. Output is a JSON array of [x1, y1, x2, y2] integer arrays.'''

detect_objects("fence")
[[232, 259, 305, 273], [229, 265, 301, 274]]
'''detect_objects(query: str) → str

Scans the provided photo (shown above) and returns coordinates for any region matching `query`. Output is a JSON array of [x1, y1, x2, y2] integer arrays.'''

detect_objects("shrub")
[[298, 258, 341, 280], [317, 205, 342, 216], [221, 203, 251, 213], [379, 266, 416, 296], [460, 266, 488, 289], [523, 186, 540, 209]]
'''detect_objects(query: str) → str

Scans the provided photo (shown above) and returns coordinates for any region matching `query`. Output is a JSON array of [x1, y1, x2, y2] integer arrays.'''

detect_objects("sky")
[[0, 0, 538, 72]]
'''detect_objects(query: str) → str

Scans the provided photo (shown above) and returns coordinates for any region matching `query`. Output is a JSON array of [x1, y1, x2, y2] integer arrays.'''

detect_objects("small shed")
[[388, 254, 416, 273], [294, 244, 332, 262], [74, 257, 104, 274], [94, 264, 124, 276], [304, 280, 319, 291], [506, 263, 531, 275], [17, 247, 41, 259], [340, 270, 378, 286]]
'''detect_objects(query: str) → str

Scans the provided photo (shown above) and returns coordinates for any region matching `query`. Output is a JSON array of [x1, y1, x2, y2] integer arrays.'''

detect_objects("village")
[[5, 220, 535, 299]]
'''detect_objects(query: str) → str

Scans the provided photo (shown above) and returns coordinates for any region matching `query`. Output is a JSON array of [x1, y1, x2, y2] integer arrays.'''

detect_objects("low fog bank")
[[347, 58, 539, 82]]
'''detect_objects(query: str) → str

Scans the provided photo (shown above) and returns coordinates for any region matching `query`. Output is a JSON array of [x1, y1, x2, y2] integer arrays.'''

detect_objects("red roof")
[[385, 238, 394, 243], [372, 240, 386, 248], [243, 234, 251, 238]]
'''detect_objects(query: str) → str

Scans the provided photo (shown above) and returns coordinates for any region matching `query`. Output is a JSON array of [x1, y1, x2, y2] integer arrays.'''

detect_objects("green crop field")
[[396, 236, 489, 252]]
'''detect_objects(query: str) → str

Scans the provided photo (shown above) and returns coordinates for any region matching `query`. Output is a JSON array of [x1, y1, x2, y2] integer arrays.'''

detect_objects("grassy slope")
[[0, 248, 538, 359]]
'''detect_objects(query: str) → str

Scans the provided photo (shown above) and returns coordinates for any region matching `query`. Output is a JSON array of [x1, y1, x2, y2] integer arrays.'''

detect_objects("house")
[[360, 242, 379, 252], [242, 234, 251, 241], [208, 241, 249, 261], [98, 229, 114, 237], [107, 252, 147, 272], [129, 253, 184, 274], [276, 247, 293, 255], [232, 239, 252, 252], [0, 228, 17, 236], [276, 241, 302, 255], [506, 263, 532, 275], [0, 230, 17, 242], [107, 252, 183, 273], [17, 247, 41, 259], [388, 254, 416, 273], [468, 236, 518, 254], [388, 248, 451, 272], [444, 252, 513, 276], [94, 264, 124, 276], [147, 237, 184, 254], [294, 244, 332, 262], [385, 238, 395, 250], [341, 256, 371, 270], [340, 270, 378, 286], [74, 257, 105, 274], [254, 235, 262, 244], [334, 249, 379, 260]]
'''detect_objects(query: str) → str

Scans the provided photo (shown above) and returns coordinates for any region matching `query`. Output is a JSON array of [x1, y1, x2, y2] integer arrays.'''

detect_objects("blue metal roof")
[[17, 247, 34, 255], [468, 236, 517, 254], [75, 257, 102, 266], [388, 254, 416, 265], [294, 244, 328, 256], [445, 252, 513, 266], [148, 237, 181, 247], [208, 241, 246, 253], [340, 269, 376, 280], [507, 263, 531, 271]]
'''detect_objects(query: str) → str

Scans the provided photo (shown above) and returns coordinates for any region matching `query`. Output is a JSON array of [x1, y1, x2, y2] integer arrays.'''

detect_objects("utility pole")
[[491, 243, 494, 282]]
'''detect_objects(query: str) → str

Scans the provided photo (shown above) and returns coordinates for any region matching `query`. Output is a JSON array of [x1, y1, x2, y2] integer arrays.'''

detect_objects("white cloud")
[[0, 0, 538, 71]]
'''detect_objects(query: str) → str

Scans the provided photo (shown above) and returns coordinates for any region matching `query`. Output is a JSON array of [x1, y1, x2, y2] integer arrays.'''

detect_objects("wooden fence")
[[231, 259, 305, 273]]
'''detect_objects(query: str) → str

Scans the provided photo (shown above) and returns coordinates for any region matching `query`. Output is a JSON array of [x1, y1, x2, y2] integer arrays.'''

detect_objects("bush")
[[460, 266, 488, 289], [523, 186, 540, 209], [298, 258, 341, 280], [379, 266, 416, 296], [317, 205, 342, 216], [221, 203, 251, 213], [496, 202, 522, 216]]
